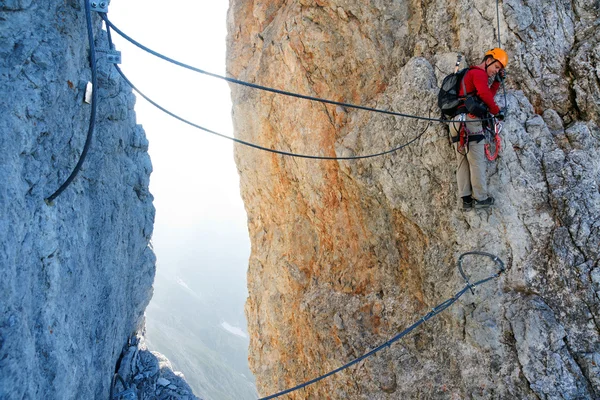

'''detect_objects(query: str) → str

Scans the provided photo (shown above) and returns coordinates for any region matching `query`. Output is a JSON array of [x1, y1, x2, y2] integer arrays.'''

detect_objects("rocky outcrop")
[[113, 335, 200, 400], [0, 2, 193, 399], [227, 0, 599, 398]]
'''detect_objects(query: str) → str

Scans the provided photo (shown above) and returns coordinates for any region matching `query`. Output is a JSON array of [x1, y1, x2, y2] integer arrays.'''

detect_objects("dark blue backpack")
[[438, 68, 468, 118]]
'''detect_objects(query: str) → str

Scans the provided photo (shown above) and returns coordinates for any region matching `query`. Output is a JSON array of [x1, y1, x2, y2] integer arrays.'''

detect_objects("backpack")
[[438, 68, 469, 118]]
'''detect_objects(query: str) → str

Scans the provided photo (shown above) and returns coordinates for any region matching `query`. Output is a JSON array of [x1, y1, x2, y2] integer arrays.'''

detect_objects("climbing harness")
[[453, 115, 502, 160], [451, 114, 487, 156], [259, 251, 504, 399]]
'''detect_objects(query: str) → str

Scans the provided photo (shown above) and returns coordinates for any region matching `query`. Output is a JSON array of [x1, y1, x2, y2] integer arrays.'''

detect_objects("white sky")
[[108, 1, 250, 301]]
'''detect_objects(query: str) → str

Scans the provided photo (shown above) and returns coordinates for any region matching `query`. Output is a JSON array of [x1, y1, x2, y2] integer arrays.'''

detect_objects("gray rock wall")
[[0, 2, 177, 398], [227, 0, 600, 398]]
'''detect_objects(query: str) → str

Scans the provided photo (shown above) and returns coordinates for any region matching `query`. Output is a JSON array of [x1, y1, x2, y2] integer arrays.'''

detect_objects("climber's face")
[[486, 59, 503, 78]]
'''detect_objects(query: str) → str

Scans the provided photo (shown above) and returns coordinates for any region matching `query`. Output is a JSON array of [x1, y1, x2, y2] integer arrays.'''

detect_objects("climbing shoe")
[[474, 196, 495, 209], [462, 198, 473, 211]]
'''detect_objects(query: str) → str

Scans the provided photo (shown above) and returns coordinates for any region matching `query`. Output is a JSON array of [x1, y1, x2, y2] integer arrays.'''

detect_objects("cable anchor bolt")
[[467, 282, 476, 296], [97, 49, 121, 64], [89, 0, 109, 13]]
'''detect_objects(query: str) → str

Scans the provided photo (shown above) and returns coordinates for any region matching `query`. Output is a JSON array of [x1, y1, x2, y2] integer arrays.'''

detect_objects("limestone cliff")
[[0, 2, 196, 399], [227, 0, 600, 398]]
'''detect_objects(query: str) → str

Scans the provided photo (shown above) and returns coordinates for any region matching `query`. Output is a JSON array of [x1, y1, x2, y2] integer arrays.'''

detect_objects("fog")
[[109, 1, 254, 398]]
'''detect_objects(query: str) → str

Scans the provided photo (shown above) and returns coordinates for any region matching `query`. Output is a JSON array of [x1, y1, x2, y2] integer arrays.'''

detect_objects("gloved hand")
[[495, 109, 505, 121], [495, 69, 506, 83]]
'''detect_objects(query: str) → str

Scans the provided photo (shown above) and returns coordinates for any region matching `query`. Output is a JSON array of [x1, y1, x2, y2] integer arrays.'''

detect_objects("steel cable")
[[101, 7, 509, 399], [45, 0, 98, 203], [259, 252, 504, 399], [101, 14, 494, 124], [113, 64, 433, 160], [496, 0, 509, 111]]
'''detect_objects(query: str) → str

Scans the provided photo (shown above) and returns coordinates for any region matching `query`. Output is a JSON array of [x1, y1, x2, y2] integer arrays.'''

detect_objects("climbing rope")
[[101, 14, 494, 124], [45, 0, 98, 204], [259, 252, 505, 399], [484, 120, 502, 161]]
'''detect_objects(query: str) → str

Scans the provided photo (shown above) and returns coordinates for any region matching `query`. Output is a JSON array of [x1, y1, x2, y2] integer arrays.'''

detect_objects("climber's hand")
[[495, 69, 506, 83], [495, 109, 505, 121]]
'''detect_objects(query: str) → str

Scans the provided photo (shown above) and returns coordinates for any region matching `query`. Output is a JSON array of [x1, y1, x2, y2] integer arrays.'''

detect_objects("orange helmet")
[[485, 48, 508, 68]]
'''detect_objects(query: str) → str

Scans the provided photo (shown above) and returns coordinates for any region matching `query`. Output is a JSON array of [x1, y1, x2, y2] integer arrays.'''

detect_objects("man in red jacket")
[[451, 48, 508, 211]]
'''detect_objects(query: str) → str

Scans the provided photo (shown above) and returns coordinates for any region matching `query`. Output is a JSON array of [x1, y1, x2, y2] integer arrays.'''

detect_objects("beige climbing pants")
[[450, 114, 488, 201]]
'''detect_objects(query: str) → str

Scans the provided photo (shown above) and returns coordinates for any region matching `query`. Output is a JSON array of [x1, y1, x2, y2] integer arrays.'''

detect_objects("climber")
[[450, 48, 507, 211]]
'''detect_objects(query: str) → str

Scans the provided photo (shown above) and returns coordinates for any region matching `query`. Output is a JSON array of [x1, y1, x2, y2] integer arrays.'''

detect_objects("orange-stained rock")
[[227, 0, 600, 398]]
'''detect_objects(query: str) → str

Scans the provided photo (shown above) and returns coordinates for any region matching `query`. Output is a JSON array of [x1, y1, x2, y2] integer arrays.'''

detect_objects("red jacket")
[[459, 66, 501, 115]]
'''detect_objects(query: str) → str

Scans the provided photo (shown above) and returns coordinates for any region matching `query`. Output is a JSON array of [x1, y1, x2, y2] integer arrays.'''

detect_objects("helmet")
[[485, 48, 508, 68]]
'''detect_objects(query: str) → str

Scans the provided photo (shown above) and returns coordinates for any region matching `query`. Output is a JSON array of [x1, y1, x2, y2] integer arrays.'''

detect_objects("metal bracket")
[[89, 0, 109, 13], [454, 54, 463, 73], [97, 49, 121, 64], [495, 120, 504, 135], [84, 82, 93, 104]]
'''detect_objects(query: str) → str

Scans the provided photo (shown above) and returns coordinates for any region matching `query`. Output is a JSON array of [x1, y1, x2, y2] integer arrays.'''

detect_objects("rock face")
[[0, 2, 194, 399], [227, 0, 600, 398]]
